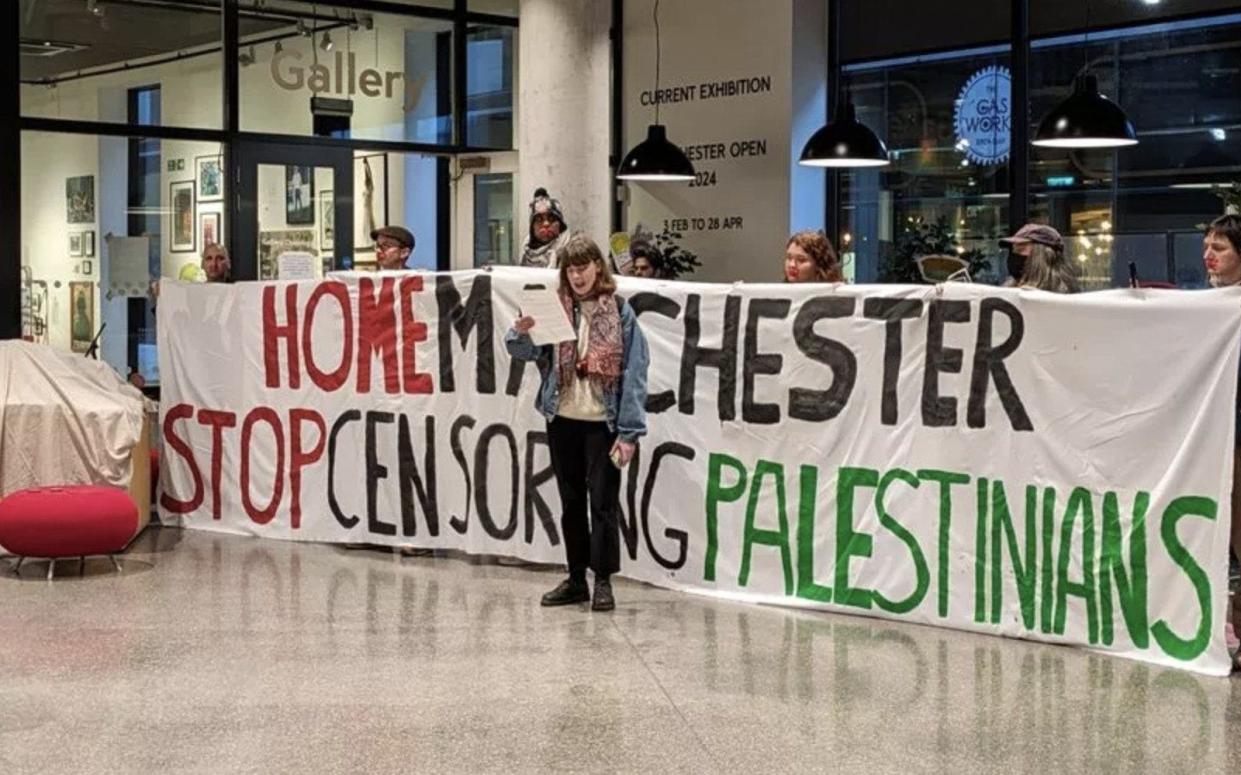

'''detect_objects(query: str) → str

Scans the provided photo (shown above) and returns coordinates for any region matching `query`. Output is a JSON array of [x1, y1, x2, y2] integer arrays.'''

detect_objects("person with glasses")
[[371, 225, 415, 271], [520, 187, 570, 268]]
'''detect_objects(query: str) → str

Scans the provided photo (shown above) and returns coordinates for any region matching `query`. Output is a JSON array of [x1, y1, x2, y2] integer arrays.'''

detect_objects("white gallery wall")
[[622, 0, 828, 283]]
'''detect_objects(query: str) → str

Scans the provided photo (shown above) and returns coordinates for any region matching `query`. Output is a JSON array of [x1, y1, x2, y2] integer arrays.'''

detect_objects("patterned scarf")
[[557, 290, 622, 390]]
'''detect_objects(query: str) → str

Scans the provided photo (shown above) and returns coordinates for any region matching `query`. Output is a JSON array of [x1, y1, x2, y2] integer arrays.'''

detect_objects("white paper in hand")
[[519, 283, 576, 345]]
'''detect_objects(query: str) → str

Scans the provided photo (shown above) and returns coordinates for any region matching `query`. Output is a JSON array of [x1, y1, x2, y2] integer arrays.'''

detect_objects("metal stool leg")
[[47, 559, 55, 581], [79, 556, 86, 576], [109, 555, 122, 573], [12, 556, 22, 574]]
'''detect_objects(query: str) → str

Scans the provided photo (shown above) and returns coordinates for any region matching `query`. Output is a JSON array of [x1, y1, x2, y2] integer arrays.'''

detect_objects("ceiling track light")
[[616, 0, 695, 182], [320, 31, 334, 52]]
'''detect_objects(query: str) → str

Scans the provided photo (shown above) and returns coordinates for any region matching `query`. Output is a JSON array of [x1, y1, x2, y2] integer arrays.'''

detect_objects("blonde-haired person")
[[201, 243, 233, 283], [784, 230, 843, 283], [1000, 223, 1079, 293], [505, 232, 650, 612]]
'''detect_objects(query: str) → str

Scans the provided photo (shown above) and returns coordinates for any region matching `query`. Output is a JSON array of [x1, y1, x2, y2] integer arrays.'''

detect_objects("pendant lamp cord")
[[1082, 0, 1092, 75], [654, 0, 661, 126]]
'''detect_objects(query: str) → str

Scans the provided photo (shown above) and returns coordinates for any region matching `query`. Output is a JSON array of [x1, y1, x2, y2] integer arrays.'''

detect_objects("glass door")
[[452, 151, 517, 269], [234, 141, 353, 280]]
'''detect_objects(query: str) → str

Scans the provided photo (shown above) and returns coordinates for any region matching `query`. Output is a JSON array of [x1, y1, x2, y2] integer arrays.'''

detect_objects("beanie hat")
[[529, 187, 567, 234]]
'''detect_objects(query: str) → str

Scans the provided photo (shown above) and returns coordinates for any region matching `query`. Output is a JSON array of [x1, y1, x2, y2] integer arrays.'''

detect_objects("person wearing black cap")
[[372, 225, 415, 271], [520, 187, 569, 268], [999, 223, 1079, 293]]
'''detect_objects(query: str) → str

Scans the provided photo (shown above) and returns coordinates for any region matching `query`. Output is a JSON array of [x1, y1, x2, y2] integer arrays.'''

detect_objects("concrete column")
[[517, 0, 613, 246]]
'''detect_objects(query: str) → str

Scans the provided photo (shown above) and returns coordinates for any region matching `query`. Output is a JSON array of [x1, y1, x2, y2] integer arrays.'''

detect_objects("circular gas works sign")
[[954, 65, 1012, 166]]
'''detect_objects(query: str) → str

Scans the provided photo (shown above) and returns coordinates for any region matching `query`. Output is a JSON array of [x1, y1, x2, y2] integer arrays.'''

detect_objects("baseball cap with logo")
[[999, 223, 1064, 252]]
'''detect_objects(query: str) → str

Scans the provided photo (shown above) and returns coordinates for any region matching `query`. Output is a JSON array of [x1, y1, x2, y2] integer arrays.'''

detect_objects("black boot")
[[592, 577, 615, 612], [541, 578, 589, 607]]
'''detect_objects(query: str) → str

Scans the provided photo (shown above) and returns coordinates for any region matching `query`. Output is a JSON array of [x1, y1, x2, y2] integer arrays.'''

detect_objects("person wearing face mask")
[[505, 232, 650, 612], [783, 230, 843, 283], [1202, 214, 1241, 671], [999, 223, 1079, 293], [519, 187, 570, 268]]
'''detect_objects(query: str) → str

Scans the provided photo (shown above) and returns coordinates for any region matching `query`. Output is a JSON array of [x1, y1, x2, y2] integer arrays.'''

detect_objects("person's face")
[[1012, 241, 1035, 258], [784, 243, 817, 283], [565, 260, 599, 297], [533, 213, 561, 245], [632, 257, 654, 278], [376, 238, 410, 270], [202, 249, 231, 282], [1204, 230, 1241, 286]]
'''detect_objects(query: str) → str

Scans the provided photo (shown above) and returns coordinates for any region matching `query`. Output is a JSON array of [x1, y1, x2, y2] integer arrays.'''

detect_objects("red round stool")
[[0, 485, 139, 579]]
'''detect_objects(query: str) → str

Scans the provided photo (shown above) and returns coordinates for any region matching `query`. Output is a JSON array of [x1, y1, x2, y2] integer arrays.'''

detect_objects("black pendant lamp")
[[797, 0, 888, 169], [1032, 73, 1137, 149], [798, 102, 890, 168], [617, 0, 695, 182], [1032, 0, 1137, 150]]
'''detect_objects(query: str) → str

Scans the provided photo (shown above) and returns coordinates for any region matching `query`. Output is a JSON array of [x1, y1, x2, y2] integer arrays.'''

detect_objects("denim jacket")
[[504, 296, 650, 442]]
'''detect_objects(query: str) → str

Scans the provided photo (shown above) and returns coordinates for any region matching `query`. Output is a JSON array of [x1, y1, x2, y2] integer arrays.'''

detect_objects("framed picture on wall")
[[318, 190, 334, 251], [285, 165, 315, 225], [170, 181, 195, 253], [82, 230, 95, 258], [69, 232, 83, 257], [66, 175, 95, 224], [196, 155, 223, 201], [200, 212, 221, 248], [353, 153, 388, 253], [69, 281, 95, 353]]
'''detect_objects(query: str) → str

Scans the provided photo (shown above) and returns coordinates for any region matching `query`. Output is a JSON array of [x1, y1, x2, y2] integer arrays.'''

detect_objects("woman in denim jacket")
[[506, 233, 650, 612]]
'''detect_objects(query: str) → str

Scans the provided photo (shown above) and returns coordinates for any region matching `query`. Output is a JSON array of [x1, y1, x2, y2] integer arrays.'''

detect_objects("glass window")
[[841, 49, 1013, 283], [467, 26, 516, 148], [348, 151, 442, 271], [1029, 13, 1241, 288], [21, 131, 227, 384], [1031, 0, 1241, 36], [473, 172, 514, 266], [21, 0, 223, 129], [240, 1, 454, 145], [841, 1, 1009, 62]]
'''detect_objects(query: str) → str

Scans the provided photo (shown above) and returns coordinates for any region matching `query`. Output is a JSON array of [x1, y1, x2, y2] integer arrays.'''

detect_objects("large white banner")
[[159, 269, 1241, 675]]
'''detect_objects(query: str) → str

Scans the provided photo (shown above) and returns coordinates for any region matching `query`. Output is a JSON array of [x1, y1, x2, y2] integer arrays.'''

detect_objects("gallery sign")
[[954, 65, 1012, 166], [271, 49, 424, 111], [159, 269, 1241, 675]]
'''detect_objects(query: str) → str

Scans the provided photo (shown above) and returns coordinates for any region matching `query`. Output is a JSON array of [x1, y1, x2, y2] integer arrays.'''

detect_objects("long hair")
[[557, 232, 617, 296], [1019, 243, 1079, 293], [786, 230, 842, 282]]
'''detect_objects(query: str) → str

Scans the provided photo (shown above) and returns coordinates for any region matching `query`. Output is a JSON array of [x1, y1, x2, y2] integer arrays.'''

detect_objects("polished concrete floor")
[[1, 527, 1240, 774]]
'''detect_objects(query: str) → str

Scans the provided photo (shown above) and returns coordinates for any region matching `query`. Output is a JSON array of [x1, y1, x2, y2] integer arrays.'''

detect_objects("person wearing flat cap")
[[999, 223, 1079, 293], [372, 225, 415, 271], [520, 187, 570, 268]]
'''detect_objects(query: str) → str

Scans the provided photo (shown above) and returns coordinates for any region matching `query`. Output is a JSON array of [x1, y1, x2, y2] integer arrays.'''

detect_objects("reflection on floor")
[[1, 526, 1239, 774]]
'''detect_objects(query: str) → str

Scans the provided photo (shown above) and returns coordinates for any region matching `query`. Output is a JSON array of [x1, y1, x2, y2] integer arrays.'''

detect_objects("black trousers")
[[547, 417, 621, 581]]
